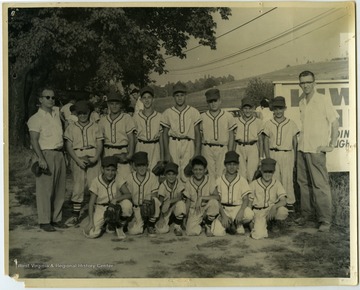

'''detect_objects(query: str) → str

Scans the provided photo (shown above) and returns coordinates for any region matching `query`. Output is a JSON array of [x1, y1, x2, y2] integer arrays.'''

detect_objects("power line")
[[168, 13, 348, 76], [164, 7, 278, 60], [169, 8, 339, 72]]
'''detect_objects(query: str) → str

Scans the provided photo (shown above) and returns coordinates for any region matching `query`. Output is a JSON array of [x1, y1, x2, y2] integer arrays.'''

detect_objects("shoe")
[[64, 216, 79, 227], [236, 224, 245, 235], [174, 225, 183, 236], [115, 227, 126, 240], [318, 222, 331, 232], [51, 222, 68, 229], [40, 224, 56, 232], [106, 224, 115, 234], [204, 224, 214, 237], [294, 217, 307, 226], [148, 226, 157, 237]]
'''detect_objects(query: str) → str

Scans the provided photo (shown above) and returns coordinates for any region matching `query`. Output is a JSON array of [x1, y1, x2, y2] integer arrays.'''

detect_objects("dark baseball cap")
[[224, 151, 239, 164], [102, 156, 119, 168], [191, 155, 208, 168], [164, 162, 179, 174], [205, 88, 220, 102], [241, 97, 254, 108], [74, 100, 91, 113], [140, 86, 154, 97], [107, 89, 122, 102], [172, 82, 187, 95], [261, 158, 276, 172], [272, 96, 286, 108], [132, 151, 148, 166]]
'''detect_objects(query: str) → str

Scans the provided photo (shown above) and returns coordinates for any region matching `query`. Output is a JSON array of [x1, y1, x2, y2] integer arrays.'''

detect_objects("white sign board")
[[273, 80, 350, 172]]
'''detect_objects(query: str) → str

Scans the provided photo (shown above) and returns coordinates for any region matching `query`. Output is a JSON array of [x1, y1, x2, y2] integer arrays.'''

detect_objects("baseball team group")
[[26, 70, 339, 241]]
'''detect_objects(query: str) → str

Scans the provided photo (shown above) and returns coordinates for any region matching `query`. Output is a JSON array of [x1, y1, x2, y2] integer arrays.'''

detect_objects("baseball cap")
[[164, 162, 179, 174], [261, 158, 276, 172], [101, 156, 119, 168], [224, 151, 239, 164], [191, 155, 207, 168], [130, 87, 139, 94], [140, 86, 154, 97], [74, 100, 91, 114], [205, 88, 220, 102], [132, 151, 148, 166], [107, 89, 122, 102], [272, 96, 286, 108], [172, 82, 187, 95], [241, 97, 254, 108]]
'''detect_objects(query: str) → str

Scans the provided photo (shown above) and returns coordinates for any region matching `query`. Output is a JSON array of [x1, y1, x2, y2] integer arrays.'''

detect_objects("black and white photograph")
[[3, 1, 357, 288]]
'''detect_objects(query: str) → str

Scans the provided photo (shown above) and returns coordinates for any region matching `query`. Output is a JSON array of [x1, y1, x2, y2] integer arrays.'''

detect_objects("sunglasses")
[[42, 96, 56, 100], [263, 170, 274, 173]]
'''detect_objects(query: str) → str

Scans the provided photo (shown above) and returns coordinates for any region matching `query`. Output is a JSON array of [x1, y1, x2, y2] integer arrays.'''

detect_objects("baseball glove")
[[252, 164, 262, 180], [104, 203, 122, 227], [226, 221, 238, 235], [183, 161, 193, 177], [152, 161, 167, 176], [140, 199, 156, 219], [114, 153, 128, 164]]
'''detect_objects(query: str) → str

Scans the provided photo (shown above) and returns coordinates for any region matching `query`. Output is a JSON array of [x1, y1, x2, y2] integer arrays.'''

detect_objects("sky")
[[150, 2, 355, 85]]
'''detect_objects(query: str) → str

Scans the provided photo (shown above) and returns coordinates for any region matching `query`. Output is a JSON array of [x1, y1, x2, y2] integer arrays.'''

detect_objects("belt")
[[252, 206, 269, 210], [138, 139, 159, 144], [270, 148, 291, 152], [74, 146, 95, 151], [221, 203, 240, 207], [203, 143, 224, 147], [170, 136, 192, 141], [104, 144, 128, 149], [96, 203, 109, 206], [43, 148, 63, 152], [236, 140, 257, 146]]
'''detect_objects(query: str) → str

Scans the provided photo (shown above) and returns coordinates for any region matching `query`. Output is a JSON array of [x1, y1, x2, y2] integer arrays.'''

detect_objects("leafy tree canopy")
[[8, 7, 231, 93], [244, 77, 274, 106]]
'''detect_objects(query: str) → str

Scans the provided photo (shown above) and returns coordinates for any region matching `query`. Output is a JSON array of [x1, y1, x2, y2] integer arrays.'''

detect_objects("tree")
[[244, 77, 274, 106], [7, 7, 231, 146]]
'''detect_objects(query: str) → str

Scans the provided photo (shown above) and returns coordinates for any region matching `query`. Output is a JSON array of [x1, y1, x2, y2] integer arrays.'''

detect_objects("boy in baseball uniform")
[[124, 152, 161, 236], [84, 156, 133, 240], [155, 162, 187, 236], [98, 88, 136, 179], [64, 101, 104, 226], [235, 97, 264, 182], [263, 96, 299, 212], [161, 82, 202, 183], [133, 86, 164, 171], [184, 156, 220, 237], [211, 151, 254, 237], [248, 158, 288, 240], [200, 88, 237, 180]]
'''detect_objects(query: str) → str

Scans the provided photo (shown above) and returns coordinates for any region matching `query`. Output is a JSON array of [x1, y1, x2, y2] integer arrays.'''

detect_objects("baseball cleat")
[[115, 227, 126, 240], [148, 226, 157, 237], [236, 224, 245, 235], [174, 225, 183, 236], [64, 216, 79, 227], [106, 224, 116, 234]]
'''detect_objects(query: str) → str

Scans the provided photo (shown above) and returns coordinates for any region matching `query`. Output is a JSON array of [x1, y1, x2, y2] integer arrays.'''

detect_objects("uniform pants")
[[84, 199, 133, 239], [202, 145, 227, 180], [251, 206, 288, 240], [135, 141, 160, 173], [236, 144, 259, 182], [186, 199, 220, 236], [211, 206, 254, 236], [71, 148, 101, 203], [270, 150, 295, 205], [104, 147, 132, 180], [169, 139, 194, 183], [155, 200, 187, 234], [297, 151, 332, 223], [35, 150, 66, 224]]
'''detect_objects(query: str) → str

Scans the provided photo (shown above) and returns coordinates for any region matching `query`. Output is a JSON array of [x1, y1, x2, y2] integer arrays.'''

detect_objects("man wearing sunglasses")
[[27, 87, 67, 232], [296, 70, 339, 232]]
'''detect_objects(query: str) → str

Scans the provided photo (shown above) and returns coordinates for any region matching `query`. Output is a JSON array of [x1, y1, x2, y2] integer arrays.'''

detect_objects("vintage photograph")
[[3, 1, 357, 287]]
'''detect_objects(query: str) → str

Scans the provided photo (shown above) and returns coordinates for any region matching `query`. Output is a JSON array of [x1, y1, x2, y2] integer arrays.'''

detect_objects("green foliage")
[[244, 77, 274, 106]]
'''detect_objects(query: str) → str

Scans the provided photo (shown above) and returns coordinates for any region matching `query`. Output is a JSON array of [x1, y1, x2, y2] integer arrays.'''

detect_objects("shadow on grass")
[[197, 239, 231, 249], [115, 259, 137, 265], [9, 212, 37, 231], [89, 268, 117, 277], [147, 266, 170, 278]]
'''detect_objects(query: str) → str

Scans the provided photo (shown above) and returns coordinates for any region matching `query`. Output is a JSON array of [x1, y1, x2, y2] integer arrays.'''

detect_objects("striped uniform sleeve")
[[89, 177, 100, 196], [256, 118, 264, 135], [227, 112, 237, 131], [150, 175, 160, 194], [290, 119, 300, 136], [262, 120, 271, 137], [275, 180, 287, 202], [157, 112, 164, 134], [63, 124, 73, 143], [182, 181, 192, 199], [125, 114, 136, 134], [192, 107, 202, 126], [157, 183, 167, 198], [94, 123, 104, 140], [240, 177, 252, 198], [160, 109, 170, 128], [248, 180, 256, 202]]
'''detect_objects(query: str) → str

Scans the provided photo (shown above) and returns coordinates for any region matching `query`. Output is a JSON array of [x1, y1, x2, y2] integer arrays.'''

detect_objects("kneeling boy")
[[248, 158, 288, 240], [84, 156, 133, 240], [211, 151, 254, 236]]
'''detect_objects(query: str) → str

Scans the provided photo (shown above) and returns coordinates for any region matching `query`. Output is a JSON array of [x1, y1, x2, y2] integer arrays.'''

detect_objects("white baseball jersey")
[[133, 110, 163, 142], [125, 171, 159, 206], [235, 116, 263, 142], [249, 178, 287, 208], [200, 109, 237, 145], [183, 175, 216, 209], [263, 118, 299, 150], [99, 113, 136, 146], [161, 105, 201, 139], [89, 175, 126, 204], [64, 121, 103, 149], [216, 174, 251, 206], [158, 179, 185, 202]]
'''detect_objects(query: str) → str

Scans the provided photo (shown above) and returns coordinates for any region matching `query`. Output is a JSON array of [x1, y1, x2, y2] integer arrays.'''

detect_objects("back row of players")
[[60, 82, 298, 239]]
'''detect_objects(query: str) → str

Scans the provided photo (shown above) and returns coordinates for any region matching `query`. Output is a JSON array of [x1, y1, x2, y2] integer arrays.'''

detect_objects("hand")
[[267, 206, 277, 220], [220, 214, 231, 228], [38, 157, 48, 170], [316, 146, 334, 153], [77, 158, 89, 169]]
